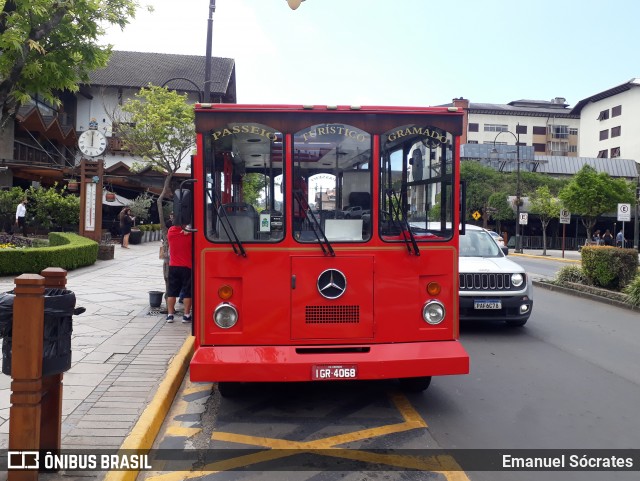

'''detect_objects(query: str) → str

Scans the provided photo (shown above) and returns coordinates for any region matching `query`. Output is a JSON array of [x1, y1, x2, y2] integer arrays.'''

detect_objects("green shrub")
[[0, 233, 97, 276], [555, 265, 587, 285], [581, 245, 638, 289], [623, 275, 640, 307]]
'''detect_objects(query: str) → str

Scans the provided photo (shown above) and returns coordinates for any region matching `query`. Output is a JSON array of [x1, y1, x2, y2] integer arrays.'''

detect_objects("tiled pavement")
[[0, 239, 191, 476]]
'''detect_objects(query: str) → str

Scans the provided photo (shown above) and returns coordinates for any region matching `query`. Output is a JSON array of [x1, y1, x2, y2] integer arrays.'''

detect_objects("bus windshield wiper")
[[293, 190, 335, 256], [387, 189, 420, 256], [212, 189, 246, 257]]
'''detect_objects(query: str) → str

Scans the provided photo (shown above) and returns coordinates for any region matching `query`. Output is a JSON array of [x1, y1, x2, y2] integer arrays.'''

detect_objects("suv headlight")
[[511, 273, 524, 287]]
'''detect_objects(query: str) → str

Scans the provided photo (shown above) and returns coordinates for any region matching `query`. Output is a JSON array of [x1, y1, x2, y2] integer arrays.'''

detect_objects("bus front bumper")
[[190, 341, 469, 382]]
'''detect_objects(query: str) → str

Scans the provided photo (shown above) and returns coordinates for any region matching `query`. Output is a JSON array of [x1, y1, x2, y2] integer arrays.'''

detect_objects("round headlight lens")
[[511, 273, 524, 287], [422, 300, 445, 325], [214, 303, 238, 329]]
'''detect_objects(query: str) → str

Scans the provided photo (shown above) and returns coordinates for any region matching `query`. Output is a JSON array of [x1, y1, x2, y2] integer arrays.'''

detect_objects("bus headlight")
[[511, 273, 524, 287], [422, 300, 445, 325], [214, 303, 238, 329]]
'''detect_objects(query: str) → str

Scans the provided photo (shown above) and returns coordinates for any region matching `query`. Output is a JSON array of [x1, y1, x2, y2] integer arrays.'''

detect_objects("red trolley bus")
[[176, 104, 469, 396]]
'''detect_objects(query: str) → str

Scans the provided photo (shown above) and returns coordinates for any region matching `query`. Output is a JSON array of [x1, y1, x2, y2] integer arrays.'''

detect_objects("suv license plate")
[[474, 300, 502, 310], [312, 365, 357, 380]]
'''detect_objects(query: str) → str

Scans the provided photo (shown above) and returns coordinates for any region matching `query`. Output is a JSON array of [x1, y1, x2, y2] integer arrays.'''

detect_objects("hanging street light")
[[286, 0, 305, 10], [490, 125, 523, 253]]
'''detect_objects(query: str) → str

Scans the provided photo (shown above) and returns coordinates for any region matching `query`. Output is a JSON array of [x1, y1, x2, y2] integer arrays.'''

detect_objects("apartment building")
[[451, 97, 580, 157], [571, 78, 640, 163]]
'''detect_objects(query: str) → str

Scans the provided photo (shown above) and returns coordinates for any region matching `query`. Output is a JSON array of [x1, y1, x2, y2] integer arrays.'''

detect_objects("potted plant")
[[129, 228, 143, 244]]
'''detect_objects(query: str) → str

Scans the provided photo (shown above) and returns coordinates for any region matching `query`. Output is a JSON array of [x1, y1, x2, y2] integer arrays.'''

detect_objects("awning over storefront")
[[102, 191, 132, 207]]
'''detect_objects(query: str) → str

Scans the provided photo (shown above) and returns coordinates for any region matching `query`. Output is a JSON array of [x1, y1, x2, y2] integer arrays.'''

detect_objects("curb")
[[103, 335, 195, 481], [513, 253, 581, 263], [533, 280, 640, 313]]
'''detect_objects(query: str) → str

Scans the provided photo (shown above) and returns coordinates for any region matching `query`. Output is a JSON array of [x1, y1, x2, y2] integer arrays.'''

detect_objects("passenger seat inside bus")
[[217, 202, 257, 241]]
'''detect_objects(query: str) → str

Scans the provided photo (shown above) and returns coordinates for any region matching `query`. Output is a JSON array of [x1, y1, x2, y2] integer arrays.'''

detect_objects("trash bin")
[[149, 290, 164, 308], [0, 288, 78, 377]]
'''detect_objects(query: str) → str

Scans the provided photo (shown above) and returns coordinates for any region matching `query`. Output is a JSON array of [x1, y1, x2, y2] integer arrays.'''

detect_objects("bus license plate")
[[312, 365, 357, 380], [474, 300, 502, 310]]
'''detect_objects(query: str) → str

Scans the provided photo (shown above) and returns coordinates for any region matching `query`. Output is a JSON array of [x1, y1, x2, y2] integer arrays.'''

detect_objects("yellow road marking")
[[148, 391, 471, 481], [165, 426, 201, 437]]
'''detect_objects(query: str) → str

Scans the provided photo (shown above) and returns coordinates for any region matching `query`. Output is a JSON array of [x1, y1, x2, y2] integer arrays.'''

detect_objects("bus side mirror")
[[174, 188, 193, 227]]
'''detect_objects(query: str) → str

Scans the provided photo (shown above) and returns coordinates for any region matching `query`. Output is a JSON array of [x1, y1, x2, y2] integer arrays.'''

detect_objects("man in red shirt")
[[166, 224, 193, 323]]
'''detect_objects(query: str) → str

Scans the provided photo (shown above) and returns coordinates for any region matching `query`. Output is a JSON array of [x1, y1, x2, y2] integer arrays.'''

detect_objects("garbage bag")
[[1, 288, 78, 376], [0, 292, 13, 338]]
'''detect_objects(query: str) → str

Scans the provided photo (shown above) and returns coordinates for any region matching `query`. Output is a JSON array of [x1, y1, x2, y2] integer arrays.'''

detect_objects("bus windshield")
[[380, 125, 455, 242], [204, 122, 285, 243], [293, 123, 372, 243]]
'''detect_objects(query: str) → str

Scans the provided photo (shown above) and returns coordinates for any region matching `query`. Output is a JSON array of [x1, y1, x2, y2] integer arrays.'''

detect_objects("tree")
[[559, 165, 636, 241], [460, 161, 502, 227], [0, 185, 78, 233], [487, 191, 514, 233], [128, 192, 153, 225], [0, 186, 25, 232], [118, 85, 195, 234], [529, 185, 561, 255], [0, 0, 144, 126]]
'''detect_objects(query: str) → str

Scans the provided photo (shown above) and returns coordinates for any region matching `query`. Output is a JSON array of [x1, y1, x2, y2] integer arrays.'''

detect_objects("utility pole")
[[203, 0, 216, 102]]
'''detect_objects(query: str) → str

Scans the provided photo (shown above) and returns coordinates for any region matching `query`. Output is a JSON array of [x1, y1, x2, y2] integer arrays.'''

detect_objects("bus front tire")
[[217, 382, 244, 398], [399, 376, 432, 393]]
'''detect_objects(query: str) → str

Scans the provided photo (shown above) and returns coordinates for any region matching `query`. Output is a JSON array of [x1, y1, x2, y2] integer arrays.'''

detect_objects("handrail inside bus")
[[292, 190, 335, 257], [386, 189, 420, 256]]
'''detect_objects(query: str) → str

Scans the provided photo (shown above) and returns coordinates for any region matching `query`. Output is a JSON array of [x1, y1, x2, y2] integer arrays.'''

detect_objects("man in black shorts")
[[166, 224, 192, 323]]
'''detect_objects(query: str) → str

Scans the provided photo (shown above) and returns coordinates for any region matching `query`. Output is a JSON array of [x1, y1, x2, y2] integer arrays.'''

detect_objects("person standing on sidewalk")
[[15, 198, 27, 236], [119, 207, 134, 248], [166, 223, 192, 323]]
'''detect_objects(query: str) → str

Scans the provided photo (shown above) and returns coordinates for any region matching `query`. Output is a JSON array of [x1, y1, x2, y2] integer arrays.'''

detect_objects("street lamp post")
[[161, 78, 203, 103], [204, 0, 216, 102], [492, 124, 523, 253]]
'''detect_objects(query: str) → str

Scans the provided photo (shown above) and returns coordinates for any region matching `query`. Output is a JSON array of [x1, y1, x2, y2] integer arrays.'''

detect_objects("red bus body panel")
[[190, 105, 469, 384]]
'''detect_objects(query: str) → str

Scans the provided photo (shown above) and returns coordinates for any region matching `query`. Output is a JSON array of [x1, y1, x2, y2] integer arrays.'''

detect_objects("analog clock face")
[[78, 130, 107, 157]]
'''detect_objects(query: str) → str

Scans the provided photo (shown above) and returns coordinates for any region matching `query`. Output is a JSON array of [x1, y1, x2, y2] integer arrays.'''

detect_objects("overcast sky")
[[102, 0, 639, 107]]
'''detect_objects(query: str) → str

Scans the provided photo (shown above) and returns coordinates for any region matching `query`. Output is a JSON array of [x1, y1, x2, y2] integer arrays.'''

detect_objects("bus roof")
[[195, 104, 461, 114]]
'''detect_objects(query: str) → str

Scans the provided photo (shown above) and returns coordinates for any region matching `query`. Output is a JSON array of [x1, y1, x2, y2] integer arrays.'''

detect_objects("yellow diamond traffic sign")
[[472, 210, 481, 221]]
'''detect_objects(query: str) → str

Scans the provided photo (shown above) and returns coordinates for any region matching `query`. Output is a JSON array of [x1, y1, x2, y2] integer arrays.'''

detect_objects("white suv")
[[459, 225, 533, 327]]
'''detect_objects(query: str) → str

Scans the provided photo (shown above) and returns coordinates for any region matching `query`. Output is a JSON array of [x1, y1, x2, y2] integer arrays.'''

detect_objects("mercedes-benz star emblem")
[[317, 269, 347, 299]]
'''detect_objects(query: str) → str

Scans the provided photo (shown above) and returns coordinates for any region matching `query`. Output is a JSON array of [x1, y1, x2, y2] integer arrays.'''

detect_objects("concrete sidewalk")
[[0, 240, 191, 478]]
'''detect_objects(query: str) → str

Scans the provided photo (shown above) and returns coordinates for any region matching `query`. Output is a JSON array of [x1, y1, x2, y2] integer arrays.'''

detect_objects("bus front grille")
[[305, 305, 360, 324]]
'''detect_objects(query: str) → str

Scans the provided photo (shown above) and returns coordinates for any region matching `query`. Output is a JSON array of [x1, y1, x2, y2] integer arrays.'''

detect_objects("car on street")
[[459, 224, 533, 326], [486, 229, 505, 247], [342, 206, 368, 218]]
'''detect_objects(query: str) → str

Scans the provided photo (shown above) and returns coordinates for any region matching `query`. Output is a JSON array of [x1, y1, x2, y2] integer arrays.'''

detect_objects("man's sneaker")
[[166, 314, 174, 323], [182, 314, 192, 323]]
